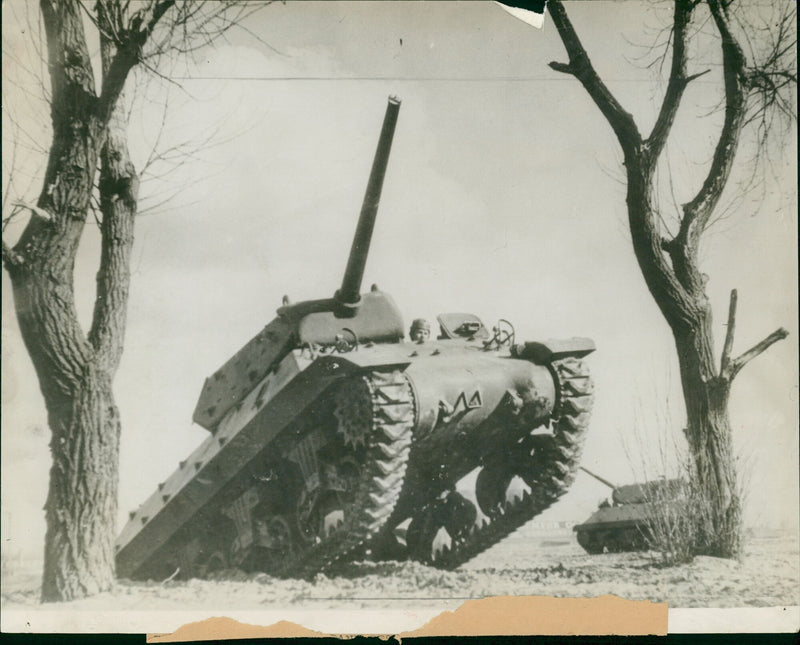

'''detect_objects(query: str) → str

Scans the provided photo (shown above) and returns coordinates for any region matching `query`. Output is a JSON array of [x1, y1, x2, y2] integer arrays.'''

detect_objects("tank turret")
[[116, 96, 597, 581]]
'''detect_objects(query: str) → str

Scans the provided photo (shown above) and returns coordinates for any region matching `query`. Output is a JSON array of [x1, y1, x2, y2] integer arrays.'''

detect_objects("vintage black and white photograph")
[[2, 0, 798, 636]]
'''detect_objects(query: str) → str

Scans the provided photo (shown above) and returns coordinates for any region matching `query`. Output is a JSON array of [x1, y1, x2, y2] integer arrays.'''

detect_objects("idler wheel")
[[475, 464, 513, 517]]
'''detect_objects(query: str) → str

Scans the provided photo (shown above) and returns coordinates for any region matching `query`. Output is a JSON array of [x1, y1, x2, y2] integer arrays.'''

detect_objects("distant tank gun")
[[573, 467, 685, 554], [115, 96, 596, 580]]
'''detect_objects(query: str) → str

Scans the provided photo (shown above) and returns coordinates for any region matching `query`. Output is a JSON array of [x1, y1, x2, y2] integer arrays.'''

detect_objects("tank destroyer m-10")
[[116, 96, 596, 580], [573, 467, 685, 554]]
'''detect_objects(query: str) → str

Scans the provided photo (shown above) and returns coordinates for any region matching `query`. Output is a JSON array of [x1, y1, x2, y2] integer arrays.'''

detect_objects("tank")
[[573, 467, 685, 554], [115, 96, 596, 580]]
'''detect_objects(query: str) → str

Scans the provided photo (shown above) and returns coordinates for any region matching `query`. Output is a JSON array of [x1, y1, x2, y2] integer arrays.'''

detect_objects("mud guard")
[[512, 338, 596, 364]]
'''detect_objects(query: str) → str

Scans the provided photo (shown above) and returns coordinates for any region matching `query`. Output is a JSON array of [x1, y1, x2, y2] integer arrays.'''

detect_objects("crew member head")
[[410, 318, 431, 343]]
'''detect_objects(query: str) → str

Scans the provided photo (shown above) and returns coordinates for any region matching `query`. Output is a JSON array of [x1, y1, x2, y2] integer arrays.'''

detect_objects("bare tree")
[[547, 0, 795, 558], [1, 0, 265, 601]]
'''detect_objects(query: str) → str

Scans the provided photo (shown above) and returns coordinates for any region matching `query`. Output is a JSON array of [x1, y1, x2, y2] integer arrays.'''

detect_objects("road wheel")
[[476, 464, 513, 517]]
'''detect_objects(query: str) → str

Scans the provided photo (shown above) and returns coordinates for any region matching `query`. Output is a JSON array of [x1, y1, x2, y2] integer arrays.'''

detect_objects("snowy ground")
[[2, 529, 798, 613]]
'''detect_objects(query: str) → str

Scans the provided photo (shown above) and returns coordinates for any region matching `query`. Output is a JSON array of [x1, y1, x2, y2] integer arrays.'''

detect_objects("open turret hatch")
[[436, 313, 490, 340]]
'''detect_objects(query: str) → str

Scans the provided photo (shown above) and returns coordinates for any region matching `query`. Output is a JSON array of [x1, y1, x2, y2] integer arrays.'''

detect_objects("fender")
[[511, 337, 596, 364]]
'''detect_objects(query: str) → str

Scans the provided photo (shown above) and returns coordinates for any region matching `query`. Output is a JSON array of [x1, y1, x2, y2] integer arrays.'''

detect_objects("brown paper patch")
[[147, 594, 668, 641], [148, 617, 323, 642], [401, 595, 667, 636]]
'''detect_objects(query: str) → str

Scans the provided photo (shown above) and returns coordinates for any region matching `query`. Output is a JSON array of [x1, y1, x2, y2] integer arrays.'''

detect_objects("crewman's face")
[[411, 328, 430, 342]]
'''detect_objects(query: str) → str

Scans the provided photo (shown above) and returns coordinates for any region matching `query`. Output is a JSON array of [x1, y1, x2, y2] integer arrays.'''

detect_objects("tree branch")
[[549, 0, 709, 331], [40, 0, 98, 111], [686, 68, 712, 83], [548, 0, 701, 331], [726, 327, 789, 381], [13, 0, 99, 259], [678, 0, 749, 249], [646, 0, 696, 159], [548, 61, 572, 75], [2, 240, 25, 270], [719, 288, 737, 375], [547, 0, 642, 155], [97, 0, 177, 123], [11, 201, 53, 222], [89, 1, 141, 369]]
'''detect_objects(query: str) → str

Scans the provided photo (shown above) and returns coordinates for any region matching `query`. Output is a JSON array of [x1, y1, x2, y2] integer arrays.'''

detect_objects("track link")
[[414, 356, 593, 569]]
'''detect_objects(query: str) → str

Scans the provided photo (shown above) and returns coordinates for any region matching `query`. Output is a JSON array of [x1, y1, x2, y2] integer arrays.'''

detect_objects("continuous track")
[[286, 369, 415, 577], [166, 369, 415, 580], [404, 357, 594, 569]]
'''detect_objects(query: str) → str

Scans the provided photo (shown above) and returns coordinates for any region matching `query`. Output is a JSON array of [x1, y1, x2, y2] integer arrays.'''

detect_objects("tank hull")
[[573, 490, 684, 555], [573, 505, 654, 554], [404, 344, 556, 484], [116, 337, 594, 579]]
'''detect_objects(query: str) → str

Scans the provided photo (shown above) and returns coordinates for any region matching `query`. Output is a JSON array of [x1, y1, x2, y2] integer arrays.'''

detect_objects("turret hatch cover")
[[436, 313, 490, 340]]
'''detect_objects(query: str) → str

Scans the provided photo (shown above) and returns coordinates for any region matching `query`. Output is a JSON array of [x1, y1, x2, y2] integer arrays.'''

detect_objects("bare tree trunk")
[[2, 0, 139, 601], [547, 0, 789, 559], [42, 371, 121, 600], [2, 0, 257, 601], [8, 245, 127, 601], [673, 320, 740, 556], [2, 0, 260, 601], [38, 90, 137, 602]]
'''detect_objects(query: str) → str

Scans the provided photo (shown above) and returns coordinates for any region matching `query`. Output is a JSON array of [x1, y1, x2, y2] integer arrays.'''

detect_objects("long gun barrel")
[[579, 466, 617, 490], [334, 96, 401, 315]]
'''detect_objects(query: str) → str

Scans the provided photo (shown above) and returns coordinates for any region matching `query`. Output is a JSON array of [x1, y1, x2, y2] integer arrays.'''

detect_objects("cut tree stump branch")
[[718, 288, 788, 381], [727, 327, 790, 381], [548, 61, 573, 75]]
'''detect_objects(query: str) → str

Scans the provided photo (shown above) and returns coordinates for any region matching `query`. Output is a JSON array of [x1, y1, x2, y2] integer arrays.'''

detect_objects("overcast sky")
[[2, 1, 797, 558]]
